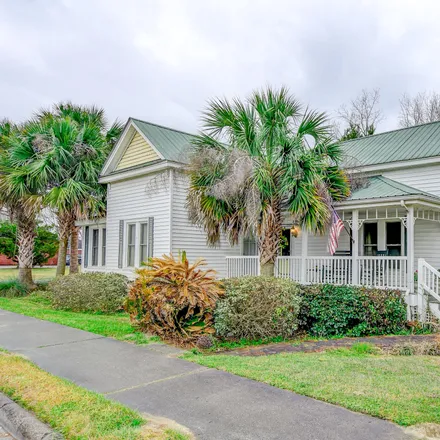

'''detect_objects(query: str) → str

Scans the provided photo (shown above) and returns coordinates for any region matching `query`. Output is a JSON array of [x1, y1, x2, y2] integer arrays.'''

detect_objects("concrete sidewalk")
[[0, 309, 413, 440]]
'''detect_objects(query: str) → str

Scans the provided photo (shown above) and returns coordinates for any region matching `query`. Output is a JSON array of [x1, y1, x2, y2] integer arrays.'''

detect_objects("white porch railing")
[[358, 257, 408, 290], [417, 258, 440, 320], [226, 255, 408, 291], [226, 256, 260, 278]]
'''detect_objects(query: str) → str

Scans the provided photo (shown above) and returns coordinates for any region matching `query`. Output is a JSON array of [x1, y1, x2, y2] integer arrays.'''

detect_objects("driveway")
[[0, 309, 413, 440]]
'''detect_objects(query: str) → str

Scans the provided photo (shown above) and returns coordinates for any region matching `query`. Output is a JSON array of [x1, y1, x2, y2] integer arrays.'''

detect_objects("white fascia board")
[[101, 120, 135, 176], [75, 218, 107, 227], [349, 156, 440, 174], [335, 195, 440, 211], [99, 160, 184, 184]]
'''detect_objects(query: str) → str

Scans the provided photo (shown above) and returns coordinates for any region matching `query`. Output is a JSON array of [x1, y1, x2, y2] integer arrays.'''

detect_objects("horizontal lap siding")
[[383, 164, 440, 196], [105, 172, 171, 275], [414, 220, 440, 271], [116, 132, 159, 170], [172, 173, 240, 277]]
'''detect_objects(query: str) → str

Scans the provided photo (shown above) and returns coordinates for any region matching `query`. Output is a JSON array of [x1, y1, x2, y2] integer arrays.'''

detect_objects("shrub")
[[125, 253, 223, 342], [299, 284, 408, 338], [0, 279, 28, 298], [49, 272, 129, 313], [214, 276, 302, 340]]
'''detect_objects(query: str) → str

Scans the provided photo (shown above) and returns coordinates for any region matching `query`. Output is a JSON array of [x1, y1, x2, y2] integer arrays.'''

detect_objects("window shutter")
[[84, 226, 89, 268], [118, 220, 124, 268], [147, 217, 154, 258]]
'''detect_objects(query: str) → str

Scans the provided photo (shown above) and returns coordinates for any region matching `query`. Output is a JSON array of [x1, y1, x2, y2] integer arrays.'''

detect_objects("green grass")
[[0, 267, 65, 281], [0, 350, 190, 439], [0, 295, 159, 345], [185, 345, 440, 427]]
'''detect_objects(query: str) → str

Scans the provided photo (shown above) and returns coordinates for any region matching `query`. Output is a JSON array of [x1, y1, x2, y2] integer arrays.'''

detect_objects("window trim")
[[126, 223, 137, 268], [123, 218, 153, 269], [101, 228, 107, 266], [88, 224, 107, 268]]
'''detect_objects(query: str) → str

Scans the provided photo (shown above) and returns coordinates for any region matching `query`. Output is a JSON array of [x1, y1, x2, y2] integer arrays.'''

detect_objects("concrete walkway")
[[0, 309, 413, 440]]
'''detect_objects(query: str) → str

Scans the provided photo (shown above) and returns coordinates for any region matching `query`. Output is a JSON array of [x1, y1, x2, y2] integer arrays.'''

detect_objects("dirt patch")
[[223, 334, 439, 356], [405, 423, 440, 440]]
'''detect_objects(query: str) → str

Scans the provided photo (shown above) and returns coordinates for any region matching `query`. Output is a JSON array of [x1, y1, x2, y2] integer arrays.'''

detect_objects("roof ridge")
[[130, 117, 195, 137], [376, 175, 414, 194], [341, 119, 440, 145]]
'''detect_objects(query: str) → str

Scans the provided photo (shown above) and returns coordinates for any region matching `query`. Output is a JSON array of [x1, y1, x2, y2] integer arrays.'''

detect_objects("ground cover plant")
[[0, 349, 190, 440], [185, 342, 440, 427], [126, 253, 223, 342]]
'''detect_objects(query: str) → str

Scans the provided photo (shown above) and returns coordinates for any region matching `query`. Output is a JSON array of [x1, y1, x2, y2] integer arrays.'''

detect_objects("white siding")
[[290, 228, 350, 256], [98, 171, 171, 277], [171, 172, 241, 277], [382, 163, 440, 197], [414, 219, 440, 271]]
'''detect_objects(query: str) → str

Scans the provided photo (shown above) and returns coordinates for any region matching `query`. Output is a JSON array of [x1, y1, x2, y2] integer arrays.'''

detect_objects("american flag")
[[327, 210, 345, 255]]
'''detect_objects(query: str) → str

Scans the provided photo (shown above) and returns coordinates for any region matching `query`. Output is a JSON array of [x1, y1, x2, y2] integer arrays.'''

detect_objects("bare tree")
[[337, 89, 384, 137], [399, 91, 440, 127]]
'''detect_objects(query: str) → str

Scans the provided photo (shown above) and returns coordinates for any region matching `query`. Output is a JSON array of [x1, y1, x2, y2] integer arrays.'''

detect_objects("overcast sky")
[[1, 0, 440, 134]]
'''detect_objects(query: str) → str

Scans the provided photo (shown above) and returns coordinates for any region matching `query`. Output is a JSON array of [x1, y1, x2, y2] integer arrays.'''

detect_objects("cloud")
[[1, 0, 440, 133]]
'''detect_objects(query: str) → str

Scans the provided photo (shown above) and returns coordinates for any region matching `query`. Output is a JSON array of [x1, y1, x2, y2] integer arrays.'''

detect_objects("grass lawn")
[[185, 344, 440, 427], [0, 267, 65, 281], [0, 296, 158, 345], [0, 349, 189, 440]]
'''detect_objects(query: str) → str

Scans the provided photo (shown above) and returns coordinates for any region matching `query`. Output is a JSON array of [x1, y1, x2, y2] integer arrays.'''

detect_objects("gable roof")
[[342, 120, 440, 167], [347, 175, 439, 201], [131, 118, 194, 163]]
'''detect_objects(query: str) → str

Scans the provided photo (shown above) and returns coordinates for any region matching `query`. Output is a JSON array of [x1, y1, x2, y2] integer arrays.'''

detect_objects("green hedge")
[[49, 272, 129, 313], [298, 284, 408, 337], [215, 277, 302, 340]]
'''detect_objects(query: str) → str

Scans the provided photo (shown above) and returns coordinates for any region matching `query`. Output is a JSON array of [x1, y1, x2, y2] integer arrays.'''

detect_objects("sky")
[[1, 0, 440, 134]]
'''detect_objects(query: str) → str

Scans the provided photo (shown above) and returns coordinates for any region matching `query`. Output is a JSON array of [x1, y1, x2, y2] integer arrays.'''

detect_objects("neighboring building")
[[79, 119, 440, 319]]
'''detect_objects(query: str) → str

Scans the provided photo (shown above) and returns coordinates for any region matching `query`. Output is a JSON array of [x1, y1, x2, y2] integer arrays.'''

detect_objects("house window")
[[127, 224, 136, 267], [363, 223, 378, 256], [386, 222, 402, 256], [102, 228, 107, 266], [139, 222, 149, 264], [243, 236, 258, 256], [92, 229, 99, 266]]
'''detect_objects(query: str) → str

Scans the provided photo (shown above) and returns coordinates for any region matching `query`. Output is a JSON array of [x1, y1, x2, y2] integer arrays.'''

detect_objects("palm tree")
[[0, 121, 42, 288], [33, 103, 122, 275], [187, 87, 350, 276]]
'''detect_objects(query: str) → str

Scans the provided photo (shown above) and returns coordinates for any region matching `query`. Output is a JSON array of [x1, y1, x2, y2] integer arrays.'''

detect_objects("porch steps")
[[417, 258, 440, 321]]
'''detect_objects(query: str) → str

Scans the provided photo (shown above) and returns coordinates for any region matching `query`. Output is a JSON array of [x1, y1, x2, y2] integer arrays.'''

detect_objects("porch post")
[[407, 206, 415, 293], [351, 210, 359, 284], [300, 229, 308, 283]]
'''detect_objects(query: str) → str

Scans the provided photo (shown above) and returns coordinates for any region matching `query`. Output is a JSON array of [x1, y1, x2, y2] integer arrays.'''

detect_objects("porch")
[[226, 176, 440, 296]]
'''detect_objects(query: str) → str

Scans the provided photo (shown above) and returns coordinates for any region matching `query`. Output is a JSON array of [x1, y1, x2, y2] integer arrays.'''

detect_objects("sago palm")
[[187, 87, 350, 276]]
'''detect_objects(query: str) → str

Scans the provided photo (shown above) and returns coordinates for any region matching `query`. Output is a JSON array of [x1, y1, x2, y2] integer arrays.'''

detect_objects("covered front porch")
[[226, 176, 440, 295]]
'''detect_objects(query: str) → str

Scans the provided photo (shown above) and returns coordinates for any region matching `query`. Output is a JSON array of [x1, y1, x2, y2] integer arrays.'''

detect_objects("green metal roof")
[[131, 118, 194, 163], [342, 121, 440, 167], [347, 175, 439, 201]]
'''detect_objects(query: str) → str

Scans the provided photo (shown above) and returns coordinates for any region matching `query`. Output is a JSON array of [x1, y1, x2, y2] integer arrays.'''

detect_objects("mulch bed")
[[223, 334, 439, 356]]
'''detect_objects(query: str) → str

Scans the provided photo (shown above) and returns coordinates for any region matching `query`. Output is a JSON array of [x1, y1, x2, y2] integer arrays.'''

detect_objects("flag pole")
[[332, 206, 354, 243]]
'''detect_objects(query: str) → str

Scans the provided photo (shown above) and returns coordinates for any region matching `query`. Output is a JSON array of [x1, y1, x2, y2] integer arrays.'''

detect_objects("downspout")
[[169, 169, 174, 254]]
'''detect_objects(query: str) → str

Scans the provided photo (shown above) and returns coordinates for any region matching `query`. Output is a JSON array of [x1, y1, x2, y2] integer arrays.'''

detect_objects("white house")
[[79, 118, 440, 320]]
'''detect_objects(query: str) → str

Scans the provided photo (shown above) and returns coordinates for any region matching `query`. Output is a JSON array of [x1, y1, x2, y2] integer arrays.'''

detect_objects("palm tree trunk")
[[259, 200, 283, 277], [15, 209, 37, 289], [56, 212, 74, 276], [70, 225, 79, 274]]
